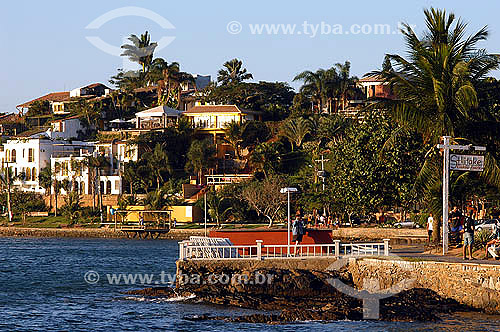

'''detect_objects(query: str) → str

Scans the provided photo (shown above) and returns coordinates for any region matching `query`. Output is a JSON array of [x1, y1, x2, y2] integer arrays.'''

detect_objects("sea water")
[[0, 237, 499, 331]]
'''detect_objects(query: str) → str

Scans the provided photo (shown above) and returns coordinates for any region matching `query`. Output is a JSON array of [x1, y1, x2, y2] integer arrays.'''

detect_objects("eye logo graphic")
[[85, 7, 176, 71], [326, 257, 415, 320]]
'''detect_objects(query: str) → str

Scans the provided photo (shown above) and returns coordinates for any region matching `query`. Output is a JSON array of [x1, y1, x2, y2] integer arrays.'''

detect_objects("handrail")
[[178, 239, 391, 260]]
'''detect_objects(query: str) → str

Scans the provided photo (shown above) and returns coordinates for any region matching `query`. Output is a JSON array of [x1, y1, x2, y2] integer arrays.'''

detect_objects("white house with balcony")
[[0, 138, 93, 193], [182, 105, 262, 134], [135, 105, 183, 130]]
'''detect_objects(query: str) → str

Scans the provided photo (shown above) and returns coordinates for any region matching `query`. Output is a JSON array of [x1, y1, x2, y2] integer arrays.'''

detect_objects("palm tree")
[[185, 139, 216, 184], [86, 155, 109, 215], [0, 166, 16, 222], [144, 188, 173, 228], [373, 8, 500, 235], [145, 144, 172, 190], [121, 31, 158, 72], [39, 166, 53, 210], [217, 58, 253, 85], [293, 69, 328, 113], [280, 117, 311, 151], [206, 189, 232, 227], [224, 121, 244, 158], [335, 61, 358, 111]]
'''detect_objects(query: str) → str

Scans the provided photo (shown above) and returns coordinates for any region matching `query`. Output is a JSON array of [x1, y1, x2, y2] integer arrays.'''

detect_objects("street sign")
[[450, 154, 484, 172]]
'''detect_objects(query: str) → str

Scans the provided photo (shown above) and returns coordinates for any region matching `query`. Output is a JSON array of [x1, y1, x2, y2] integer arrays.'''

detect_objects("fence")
[[178, 238, 390, 260]]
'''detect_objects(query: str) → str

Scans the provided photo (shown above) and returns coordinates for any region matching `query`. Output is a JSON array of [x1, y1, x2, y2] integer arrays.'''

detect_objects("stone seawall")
[[0, 227, 204, 240], [349, 258, 500, 314], [176, 257, 500, 315]]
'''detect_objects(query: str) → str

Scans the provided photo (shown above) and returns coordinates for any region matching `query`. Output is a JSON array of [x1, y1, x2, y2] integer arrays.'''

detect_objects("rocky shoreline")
[[126, 261, 475, 324], [0, 226, 204, 240]]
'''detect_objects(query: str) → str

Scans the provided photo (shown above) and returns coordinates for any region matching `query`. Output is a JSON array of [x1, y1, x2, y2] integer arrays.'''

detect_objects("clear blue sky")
[[1, 0, 500, 113]]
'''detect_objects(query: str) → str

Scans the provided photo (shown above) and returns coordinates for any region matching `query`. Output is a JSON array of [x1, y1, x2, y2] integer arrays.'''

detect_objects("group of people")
[[427, 207, 500, 260]]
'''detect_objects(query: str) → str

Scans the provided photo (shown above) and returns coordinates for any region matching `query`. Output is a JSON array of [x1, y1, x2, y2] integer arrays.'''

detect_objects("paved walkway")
[[392, 244, 500, 266]]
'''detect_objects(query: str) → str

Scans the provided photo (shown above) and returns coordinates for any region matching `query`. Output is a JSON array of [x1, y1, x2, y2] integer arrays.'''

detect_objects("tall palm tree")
[[335, 61, 358, 111], [293, 69, 328, 113], [224, 121, 244, 158], [373, 8, 500, 229], [146, 144, 172, 190], [217, 58, 253, 85], [0, 166, 16, 222], [280, 117, 311, 151], [121, 31, 158, 72]]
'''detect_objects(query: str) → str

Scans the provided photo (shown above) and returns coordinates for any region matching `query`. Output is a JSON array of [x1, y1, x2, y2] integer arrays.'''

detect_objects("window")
[[28, 149, 34, 162], [100, 181, 105, 194], [5, 150, 9, 162], [61, 162, 69, 176], [106, 180, 112, 194], [10, 149, 16, 163], [114, 180, 120, 191], [25, 168, 30, 181], [31, 168, 37, 181]]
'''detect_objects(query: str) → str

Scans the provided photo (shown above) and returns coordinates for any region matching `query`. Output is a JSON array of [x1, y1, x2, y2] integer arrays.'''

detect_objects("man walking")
[[426, 213, 434, 243], [462, 213, 475, 260]]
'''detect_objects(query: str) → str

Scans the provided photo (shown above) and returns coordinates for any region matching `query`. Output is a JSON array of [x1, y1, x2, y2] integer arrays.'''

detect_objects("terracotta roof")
[[84, 83, 107, 89], [358, 74, 385, 83], [17, 92, 70, 108], [183, 105, 260, 114], [0, 113, 24, 124]]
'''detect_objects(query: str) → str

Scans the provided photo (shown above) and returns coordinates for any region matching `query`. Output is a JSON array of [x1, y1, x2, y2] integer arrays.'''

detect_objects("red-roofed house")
[[357, 75, 395, 99]]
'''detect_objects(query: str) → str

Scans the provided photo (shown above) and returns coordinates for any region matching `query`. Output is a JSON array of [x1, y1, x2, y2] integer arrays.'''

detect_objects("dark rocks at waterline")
[[173, 260, 477, 323], [181, 289, 472, 324]]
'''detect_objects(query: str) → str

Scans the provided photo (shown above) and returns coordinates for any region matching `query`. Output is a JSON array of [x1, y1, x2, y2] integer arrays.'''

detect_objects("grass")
[[3, 215, 101, 228]]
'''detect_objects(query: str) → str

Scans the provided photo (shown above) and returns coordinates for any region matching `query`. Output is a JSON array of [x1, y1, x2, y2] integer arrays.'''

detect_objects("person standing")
[[462, 213, 475, 260], [292, 218, 304, 255], [426, 213, 434, 243]]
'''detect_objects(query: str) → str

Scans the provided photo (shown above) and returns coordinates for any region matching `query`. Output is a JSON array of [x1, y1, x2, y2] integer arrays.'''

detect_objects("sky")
[[1, 0, 500, 114]]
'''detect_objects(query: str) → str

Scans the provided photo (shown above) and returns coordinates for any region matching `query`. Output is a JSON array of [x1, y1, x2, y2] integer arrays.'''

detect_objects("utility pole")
[[204, 190, 207, 237], [315, 155, 329, 191], [437, 137, 486, 255]]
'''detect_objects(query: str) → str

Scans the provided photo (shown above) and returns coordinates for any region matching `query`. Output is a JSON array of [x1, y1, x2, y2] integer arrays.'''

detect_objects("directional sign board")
[[450, 154, 484, 171]]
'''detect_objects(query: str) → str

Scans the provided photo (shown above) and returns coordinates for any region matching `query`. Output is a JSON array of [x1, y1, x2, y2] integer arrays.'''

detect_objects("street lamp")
[[280, 187, 298, 256]]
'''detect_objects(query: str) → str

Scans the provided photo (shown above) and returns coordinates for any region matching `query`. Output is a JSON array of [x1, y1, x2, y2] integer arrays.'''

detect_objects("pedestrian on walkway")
[[292, 217, 304, 255], [426, 213, 434, 243], [462, 213, 475, 260]]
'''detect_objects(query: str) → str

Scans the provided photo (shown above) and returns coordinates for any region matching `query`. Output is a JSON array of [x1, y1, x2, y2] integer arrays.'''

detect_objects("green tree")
[[121, 31, 158, 72], [185, 139, 216, 183], [373, 8, 500, 231], [217, 58, 253, 85], [205, 188, 232, 226], [280, 117, 311, 151], [224, 121, 244, 158]]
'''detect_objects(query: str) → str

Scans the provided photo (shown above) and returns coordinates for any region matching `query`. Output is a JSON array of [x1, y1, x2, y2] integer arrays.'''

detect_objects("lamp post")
[[280, 187, 298, 256]]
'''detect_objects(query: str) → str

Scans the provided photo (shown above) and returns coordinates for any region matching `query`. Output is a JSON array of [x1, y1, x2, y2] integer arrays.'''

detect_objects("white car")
[[475, 219, 499, 233], [393, 220, 420, 229]]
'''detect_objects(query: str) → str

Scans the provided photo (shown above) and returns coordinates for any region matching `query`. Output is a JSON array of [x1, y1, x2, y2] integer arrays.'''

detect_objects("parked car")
[[475, 219, 499, 233], [393, 220, 421, 229]]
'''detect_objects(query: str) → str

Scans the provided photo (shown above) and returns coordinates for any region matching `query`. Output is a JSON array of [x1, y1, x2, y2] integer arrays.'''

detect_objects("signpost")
[[450, 154, 484, 172], [437, 136, 485, 255]]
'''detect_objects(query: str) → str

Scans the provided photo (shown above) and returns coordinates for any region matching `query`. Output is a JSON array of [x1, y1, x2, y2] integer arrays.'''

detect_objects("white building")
[[0, 138, 93, 193]]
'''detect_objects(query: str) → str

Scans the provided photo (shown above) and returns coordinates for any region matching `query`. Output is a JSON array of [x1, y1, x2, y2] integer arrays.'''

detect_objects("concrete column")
[[383, 239, 390, 256], [179, 241, 186, 260], [256, 240, 263, 260], [333, 240, 341, 257]]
